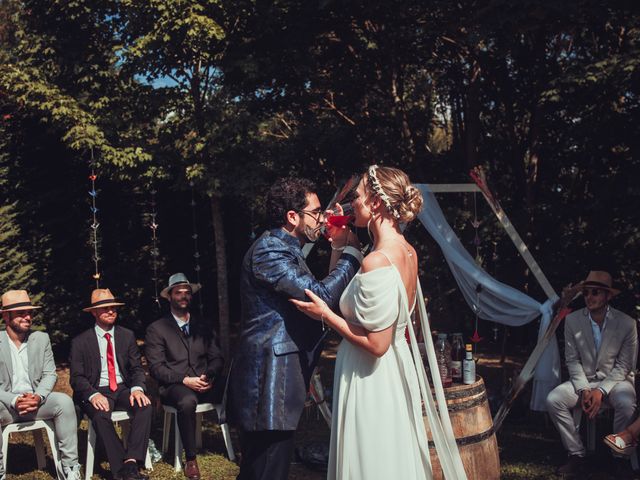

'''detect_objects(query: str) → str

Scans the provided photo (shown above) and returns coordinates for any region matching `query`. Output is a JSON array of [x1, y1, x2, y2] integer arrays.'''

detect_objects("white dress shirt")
[[9, 338, 33, 407], [172, 312, 191, 333], [89, 325, 142, 400], [589, 306, 610, 353]]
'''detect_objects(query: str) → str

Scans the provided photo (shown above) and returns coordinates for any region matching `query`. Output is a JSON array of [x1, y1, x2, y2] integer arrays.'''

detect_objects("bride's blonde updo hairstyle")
[[365, 165, 423, 223]]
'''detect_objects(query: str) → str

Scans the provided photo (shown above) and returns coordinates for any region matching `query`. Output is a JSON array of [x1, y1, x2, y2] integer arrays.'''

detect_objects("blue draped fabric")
[[415, 184, 560, 411]]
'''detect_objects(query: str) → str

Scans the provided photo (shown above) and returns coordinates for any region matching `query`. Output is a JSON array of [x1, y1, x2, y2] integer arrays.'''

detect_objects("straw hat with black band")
[[580, 270, 621, 297], [0, 290, 42, 312], [83, 288, 125, 312]]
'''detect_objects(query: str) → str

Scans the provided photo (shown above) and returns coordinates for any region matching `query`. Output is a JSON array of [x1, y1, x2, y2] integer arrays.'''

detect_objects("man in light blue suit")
[[0, 290, 81, 480]]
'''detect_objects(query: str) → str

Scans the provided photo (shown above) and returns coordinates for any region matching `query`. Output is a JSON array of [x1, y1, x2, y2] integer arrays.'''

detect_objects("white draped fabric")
[[414, 184, 560, 411]]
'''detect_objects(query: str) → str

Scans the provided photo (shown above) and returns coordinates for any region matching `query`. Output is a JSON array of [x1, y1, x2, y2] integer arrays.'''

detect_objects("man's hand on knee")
[[90, 393, 111, 412], [129, 390, 151, 407]]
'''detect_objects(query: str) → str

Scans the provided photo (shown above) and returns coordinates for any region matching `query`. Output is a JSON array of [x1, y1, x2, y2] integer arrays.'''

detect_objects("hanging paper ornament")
[[470, 330, 484, 343], [88, 148, 101, 288], [471, 283, 484, 346], [147, 185, 161, 310], [190, 182, 204, 315]]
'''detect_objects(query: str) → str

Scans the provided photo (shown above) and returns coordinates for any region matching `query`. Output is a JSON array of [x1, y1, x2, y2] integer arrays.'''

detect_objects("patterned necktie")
[[181, 324, 190, 338], [104, 332, 118, 392]]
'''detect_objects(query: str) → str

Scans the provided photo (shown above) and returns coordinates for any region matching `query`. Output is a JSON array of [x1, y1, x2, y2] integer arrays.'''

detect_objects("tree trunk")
[[210, 195, 230, 361]]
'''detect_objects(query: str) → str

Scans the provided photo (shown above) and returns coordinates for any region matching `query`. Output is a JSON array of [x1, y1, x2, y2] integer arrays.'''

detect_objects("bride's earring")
[[366, 213, 375, 242]]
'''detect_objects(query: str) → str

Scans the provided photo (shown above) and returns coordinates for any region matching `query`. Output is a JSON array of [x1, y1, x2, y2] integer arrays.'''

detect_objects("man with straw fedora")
[[145, 273, 224, 480], [0, 290, 82, 480], [70, 289, 152, 480], [546, 270, 638, 476]]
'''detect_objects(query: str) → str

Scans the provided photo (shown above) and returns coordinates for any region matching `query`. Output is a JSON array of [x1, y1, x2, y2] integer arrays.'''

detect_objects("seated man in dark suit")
[[70, 289, 152, 480], [145, 273, 224, 480]]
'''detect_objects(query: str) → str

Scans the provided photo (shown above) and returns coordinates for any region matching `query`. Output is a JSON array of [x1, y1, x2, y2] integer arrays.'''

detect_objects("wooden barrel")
[[423, 376, 500, 480]]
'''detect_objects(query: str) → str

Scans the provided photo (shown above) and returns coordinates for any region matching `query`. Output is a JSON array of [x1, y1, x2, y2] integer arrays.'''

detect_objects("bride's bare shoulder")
[[361, 251, 393, 273]]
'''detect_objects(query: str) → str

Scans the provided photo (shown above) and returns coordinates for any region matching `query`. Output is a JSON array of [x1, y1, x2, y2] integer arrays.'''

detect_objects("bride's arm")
[[320, 306, 394, 358]]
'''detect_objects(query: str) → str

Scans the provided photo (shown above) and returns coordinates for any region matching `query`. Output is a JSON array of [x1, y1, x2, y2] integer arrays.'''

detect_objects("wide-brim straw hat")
[[160, 273, 201, 300], [579, 270, 621, 296], [83, 288, 125, 312], [0, 290, 42, 312]]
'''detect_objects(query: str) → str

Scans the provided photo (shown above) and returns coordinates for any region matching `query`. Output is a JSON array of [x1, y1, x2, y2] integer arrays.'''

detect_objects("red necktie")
[[104, 332, 118, 392]]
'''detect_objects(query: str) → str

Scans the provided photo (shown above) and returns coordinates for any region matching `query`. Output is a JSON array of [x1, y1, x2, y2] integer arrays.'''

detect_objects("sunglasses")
[[582, 288, 605, 297]]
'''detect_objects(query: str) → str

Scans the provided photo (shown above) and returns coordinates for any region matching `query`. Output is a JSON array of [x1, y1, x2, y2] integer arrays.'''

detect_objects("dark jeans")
[[237, 430, 295, 480], [161, 384, 215, 461], [81, 384, 152, 476]]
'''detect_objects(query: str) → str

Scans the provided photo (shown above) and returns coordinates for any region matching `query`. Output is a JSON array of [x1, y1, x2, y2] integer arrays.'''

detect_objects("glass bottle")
[[450, 333, 464, 383], [463, 343, 476, 385], [435, 333, 452, 388]]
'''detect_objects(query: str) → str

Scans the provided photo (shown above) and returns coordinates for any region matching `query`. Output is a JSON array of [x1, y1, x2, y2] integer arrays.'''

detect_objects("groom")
[[227, 177, 362, 480]]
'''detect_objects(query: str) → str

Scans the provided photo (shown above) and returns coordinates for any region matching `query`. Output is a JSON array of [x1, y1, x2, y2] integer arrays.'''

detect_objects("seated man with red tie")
[[70, 289, 152, 480]]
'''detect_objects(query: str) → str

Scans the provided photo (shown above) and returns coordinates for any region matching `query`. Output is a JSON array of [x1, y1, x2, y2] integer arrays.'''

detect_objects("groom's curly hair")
[[266, 177, 317, 228]]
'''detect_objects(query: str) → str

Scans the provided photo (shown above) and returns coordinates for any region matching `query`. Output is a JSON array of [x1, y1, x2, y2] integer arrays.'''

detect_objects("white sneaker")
[[64, 464, 82, 480]]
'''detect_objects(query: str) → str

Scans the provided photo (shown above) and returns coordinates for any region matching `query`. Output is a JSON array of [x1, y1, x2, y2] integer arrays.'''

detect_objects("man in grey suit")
[[547, 271, 638, 476], [0, 290, 81, 480]]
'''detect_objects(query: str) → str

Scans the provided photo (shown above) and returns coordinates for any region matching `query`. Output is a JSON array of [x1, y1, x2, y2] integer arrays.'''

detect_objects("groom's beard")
[[303, 224, 323, 243]]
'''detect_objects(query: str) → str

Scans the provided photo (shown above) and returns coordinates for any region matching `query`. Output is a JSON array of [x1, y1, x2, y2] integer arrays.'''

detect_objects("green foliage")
[[1, 0, 640, 350]]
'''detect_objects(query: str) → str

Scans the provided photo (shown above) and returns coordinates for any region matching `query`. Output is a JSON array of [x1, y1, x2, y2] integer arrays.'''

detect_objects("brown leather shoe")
[[555, 455, 587, 476], [184, 459, 201, 480]]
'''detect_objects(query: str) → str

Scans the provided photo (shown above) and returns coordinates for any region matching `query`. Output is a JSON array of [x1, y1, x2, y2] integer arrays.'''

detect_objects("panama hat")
[[580, 271, 621, 296], [160, 273, 201, 300], [0, 290, 42, 312], [83, 288, 125, 312]]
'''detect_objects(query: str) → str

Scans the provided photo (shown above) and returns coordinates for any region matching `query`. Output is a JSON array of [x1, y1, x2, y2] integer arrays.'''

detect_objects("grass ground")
[[2, 343, 631, 479]]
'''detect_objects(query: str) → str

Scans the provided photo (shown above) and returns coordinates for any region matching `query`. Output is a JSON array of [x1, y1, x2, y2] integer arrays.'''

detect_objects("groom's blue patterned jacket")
[[227, 228, 361, 431]]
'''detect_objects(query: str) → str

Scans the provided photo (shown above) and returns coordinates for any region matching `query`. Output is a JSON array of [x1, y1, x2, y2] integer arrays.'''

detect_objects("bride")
[[291, 165, 434, 479]]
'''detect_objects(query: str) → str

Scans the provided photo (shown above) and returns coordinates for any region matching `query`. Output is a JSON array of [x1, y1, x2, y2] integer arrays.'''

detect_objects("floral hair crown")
[[367, 165, 401, 220]]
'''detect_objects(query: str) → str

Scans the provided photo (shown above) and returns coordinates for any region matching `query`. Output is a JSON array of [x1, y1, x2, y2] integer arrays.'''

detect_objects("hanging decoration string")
[[470, 191, 484, 347], [148, 183, 161, 311], [88, 148, 101, 288], [190, 181, 204, 316]]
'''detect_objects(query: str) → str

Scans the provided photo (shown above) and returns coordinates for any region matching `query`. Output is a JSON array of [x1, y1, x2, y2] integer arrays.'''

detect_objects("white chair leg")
[[174, 416, 182, 472], [85, 421, 97, 480], [161, 411, 171, 454], [1, 428, 8, 473], [32, 428, 47, 470], [195, 412, 203, 449], [43, 421, 64, 480], [220, 423, 236, 462], [144, 446, 153, 470]]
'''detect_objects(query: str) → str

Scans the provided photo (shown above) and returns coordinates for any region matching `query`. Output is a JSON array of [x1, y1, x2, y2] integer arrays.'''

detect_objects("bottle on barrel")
[[435, 333, 452, 387], [463, 343, 476, 385], [450, 333, 464, 383]]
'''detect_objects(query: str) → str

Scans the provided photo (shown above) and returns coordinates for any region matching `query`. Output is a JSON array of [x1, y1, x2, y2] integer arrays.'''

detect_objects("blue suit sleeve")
[[252, 239, 360, 309]]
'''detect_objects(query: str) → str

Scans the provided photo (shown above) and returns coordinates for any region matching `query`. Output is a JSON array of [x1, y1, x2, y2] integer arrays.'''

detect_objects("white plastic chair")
[[161, 402, 235, 471], [2, 419, 63, 479], [84, 410, 152, 480]]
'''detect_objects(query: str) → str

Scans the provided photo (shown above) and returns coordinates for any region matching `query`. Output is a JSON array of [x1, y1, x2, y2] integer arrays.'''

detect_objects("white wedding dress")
[[328, 258, 432, 480]]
